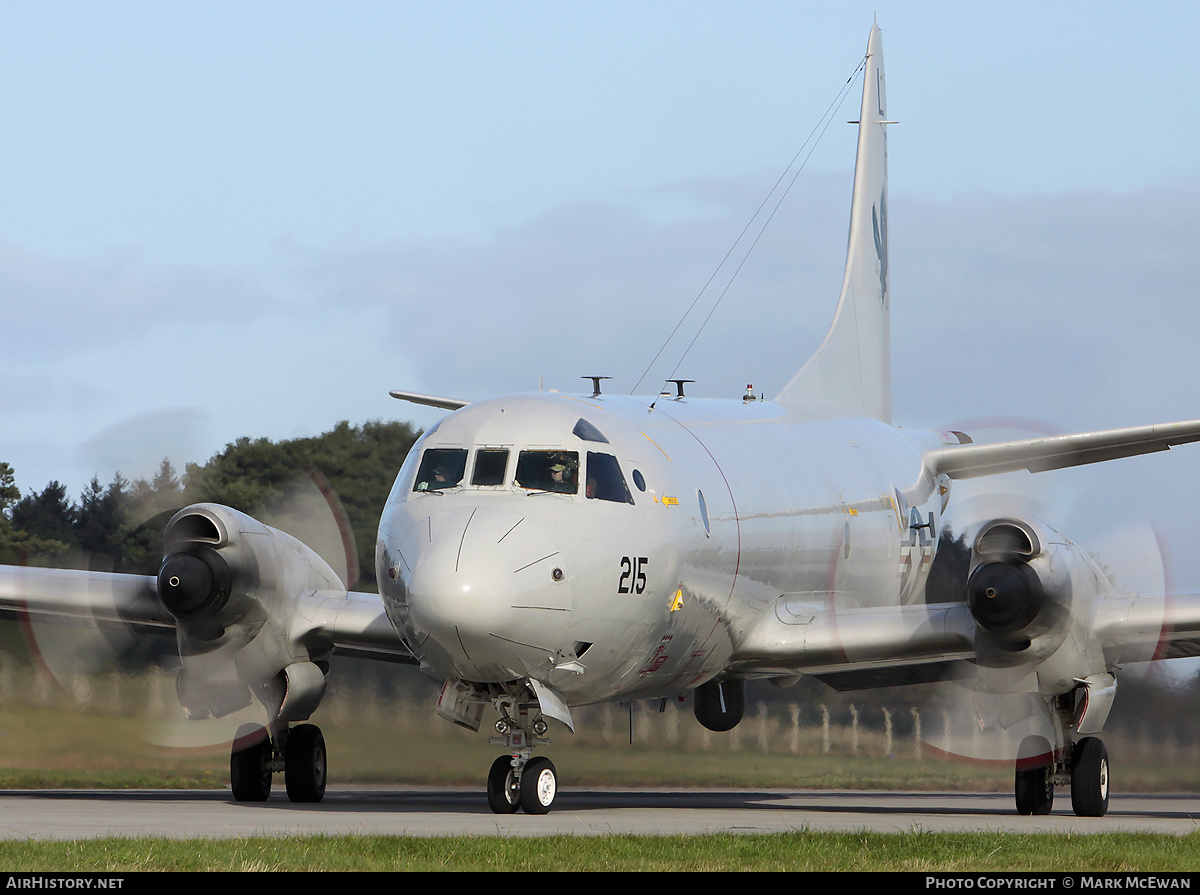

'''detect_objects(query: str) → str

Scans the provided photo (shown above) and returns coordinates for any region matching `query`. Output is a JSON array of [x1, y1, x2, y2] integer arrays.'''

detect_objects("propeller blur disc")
[[921, 418, 1173, 762]]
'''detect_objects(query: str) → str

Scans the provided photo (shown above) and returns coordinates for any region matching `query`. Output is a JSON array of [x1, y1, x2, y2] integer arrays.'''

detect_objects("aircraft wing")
[[924, 419, 1200, 479], [0, 564, 413, 664], [0, 566, 171, 630], [302, 589, 417, 664], [730, 600, 977, 685], [731, 591, 1200, 686], [1095, 589, 1200, 663]]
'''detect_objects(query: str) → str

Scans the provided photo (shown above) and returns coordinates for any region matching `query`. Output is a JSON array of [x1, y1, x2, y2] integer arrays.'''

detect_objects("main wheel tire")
[[487, 755, 520, 814], [519, 756, 557, 815], [1014, 735, 1054, 815], [1071, 736, 1110, 817], [230, 723, 272, 802], [284, 723, 327, 803]]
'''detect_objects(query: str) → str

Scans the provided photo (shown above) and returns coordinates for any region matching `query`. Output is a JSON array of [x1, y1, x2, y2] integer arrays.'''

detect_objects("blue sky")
[[3, 1, 1200, 590], [3, 3, 1196, 264]]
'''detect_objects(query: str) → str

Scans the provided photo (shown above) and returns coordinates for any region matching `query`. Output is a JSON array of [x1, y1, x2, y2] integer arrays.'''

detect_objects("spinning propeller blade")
[[922, 420, 1172, 764]]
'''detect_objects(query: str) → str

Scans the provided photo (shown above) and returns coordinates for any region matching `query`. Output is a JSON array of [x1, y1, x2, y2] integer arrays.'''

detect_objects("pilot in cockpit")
[[549, 460, 576, 492]]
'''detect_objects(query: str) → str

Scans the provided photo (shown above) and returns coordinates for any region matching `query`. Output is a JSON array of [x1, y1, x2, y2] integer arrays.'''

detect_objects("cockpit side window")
[[586, 452, 634, 504], [413, 448, 467, 491], [515, 451, 579, 494], [471, 449, 509, 486]]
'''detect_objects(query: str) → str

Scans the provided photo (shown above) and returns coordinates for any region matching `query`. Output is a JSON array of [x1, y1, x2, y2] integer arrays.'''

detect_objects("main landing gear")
[[485, 696, 557, 814], [230, 722, 327, 803], [1014, 734, 1109, 817]]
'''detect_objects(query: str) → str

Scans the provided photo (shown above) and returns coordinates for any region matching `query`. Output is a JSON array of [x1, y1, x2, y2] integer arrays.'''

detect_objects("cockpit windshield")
[[471, 449, 509, 486], [413, 448, 467, 491], [585, 452, 634, 503], [409, 443, 635, 504], [515, 451, 579, 494]]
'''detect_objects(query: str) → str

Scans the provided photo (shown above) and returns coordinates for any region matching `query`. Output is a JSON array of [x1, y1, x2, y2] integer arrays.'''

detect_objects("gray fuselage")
[[376, 393, 946, 705]]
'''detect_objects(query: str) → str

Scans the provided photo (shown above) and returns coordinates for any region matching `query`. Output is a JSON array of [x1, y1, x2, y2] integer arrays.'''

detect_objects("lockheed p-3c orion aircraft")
[[6, 23, 1200, 818]]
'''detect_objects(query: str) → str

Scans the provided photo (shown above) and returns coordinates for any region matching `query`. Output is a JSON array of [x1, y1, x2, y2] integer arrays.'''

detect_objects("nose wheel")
[[487, 755, 521, 813], [520, 757, 558, 814], [486, 696, 557, 814], [487, 754, 558, 814]]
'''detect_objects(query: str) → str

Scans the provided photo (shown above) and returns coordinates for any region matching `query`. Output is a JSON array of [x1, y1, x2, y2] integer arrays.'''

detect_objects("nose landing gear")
[[487, 753, 558, 814], [486, 697, 557, 814]]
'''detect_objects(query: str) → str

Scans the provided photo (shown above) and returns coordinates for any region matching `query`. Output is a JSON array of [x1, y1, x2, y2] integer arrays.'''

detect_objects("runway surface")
[[1, 788, 1198, 839]]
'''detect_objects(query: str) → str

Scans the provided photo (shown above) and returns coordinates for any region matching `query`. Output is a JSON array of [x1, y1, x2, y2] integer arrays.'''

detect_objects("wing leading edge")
[[924, 418, 1200, 480], [730, 601, 976, 679], [0, 565, 413, 664], [730, 587, 1200, 684]]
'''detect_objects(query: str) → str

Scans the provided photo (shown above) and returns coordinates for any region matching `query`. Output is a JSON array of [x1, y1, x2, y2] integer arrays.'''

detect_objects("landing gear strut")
[[230, 722, 327, 803], [485, 695, 557, 814]]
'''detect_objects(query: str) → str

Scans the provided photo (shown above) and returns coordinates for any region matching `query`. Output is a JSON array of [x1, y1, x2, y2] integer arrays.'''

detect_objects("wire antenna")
[[632, 56, 867, 398]]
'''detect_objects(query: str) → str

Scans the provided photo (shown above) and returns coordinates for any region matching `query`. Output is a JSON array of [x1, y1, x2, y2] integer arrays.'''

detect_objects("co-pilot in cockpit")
[[515, 451, 578, 494]]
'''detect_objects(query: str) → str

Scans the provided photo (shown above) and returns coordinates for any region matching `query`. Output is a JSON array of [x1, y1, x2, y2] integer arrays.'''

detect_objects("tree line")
[[0, 419, 420, 591]]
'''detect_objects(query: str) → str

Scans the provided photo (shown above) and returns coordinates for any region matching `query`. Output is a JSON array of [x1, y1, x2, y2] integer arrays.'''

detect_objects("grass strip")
[[0, 831, 1196, 872]]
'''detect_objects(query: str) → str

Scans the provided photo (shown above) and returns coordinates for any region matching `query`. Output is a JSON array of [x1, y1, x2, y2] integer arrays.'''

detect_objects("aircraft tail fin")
[[776, 24, 891, 422]]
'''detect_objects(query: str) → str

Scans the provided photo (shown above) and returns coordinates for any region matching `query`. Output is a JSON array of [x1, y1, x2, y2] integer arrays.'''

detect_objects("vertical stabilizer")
[[776, 24, 891, 422]]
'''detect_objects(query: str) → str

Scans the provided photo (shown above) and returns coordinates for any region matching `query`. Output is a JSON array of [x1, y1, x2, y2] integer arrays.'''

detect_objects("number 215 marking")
[[618, 556, 648, 594]]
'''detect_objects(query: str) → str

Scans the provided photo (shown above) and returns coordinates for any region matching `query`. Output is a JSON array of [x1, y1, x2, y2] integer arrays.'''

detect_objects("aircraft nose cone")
[[401, 507, 572, 678]]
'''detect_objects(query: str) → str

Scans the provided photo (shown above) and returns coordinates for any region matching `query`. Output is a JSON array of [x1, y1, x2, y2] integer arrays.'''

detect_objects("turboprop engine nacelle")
[[966, 518, 1074, 664], [156, 503, 345, 722]]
